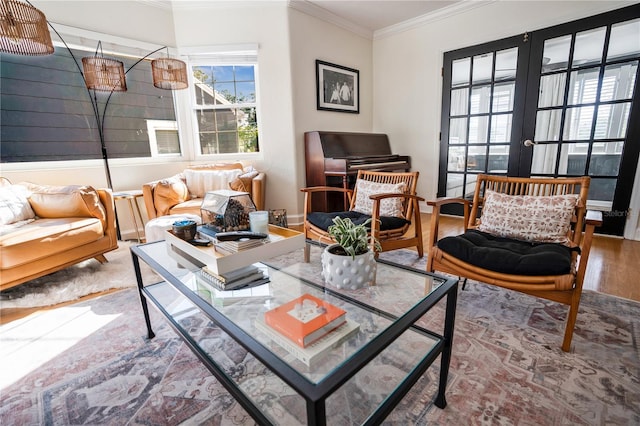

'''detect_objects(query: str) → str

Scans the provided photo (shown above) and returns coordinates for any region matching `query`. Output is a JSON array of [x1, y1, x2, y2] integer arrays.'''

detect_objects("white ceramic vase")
[[321, 244, 377, 290]]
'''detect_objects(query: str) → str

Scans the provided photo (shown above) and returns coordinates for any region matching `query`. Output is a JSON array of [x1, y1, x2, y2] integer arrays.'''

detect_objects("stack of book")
[[195, 281, 272, 307], [255, 293, 360, 366], [198, 264, 269, 291], [214, 237, 267, 254]]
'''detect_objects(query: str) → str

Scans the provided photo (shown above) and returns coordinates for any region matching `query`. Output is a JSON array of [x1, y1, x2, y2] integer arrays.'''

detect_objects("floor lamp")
[[1, 0, 189, 190]]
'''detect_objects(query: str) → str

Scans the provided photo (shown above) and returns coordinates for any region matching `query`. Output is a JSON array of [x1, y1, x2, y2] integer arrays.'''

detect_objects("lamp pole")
[[47, 23, 168, 190]]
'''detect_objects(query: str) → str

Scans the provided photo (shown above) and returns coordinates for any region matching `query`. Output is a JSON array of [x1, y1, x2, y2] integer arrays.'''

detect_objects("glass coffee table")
[[131, 241, 458, 425]]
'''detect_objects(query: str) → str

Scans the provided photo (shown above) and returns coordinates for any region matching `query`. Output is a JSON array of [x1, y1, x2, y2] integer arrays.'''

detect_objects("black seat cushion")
[[437, 230, 577, 276], [307, 211, 409, 232]]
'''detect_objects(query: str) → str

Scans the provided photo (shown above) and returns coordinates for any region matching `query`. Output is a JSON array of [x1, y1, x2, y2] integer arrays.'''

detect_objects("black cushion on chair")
[[437, 230, 577, 276], [307, 211, 410, 231]]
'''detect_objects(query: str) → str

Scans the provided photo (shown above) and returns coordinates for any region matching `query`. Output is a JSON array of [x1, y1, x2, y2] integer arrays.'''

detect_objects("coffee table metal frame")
[[131, 241, 458, 426]]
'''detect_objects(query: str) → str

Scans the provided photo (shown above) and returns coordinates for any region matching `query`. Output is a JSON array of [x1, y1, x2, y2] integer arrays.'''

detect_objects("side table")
[[113, 189, 146, 242]]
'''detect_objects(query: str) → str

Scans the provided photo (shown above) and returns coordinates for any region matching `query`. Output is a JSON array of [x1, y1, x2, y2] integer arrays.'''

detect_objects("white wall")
[[373, 0, 636, 207], [171, 1, 299, 219], [288, 8, 374, 216]]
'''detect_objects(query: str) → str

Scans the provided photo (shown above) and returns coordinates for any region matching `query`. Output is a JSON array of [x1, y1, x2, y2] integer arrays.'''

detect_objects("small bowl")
[[172, 220, 197, 241]]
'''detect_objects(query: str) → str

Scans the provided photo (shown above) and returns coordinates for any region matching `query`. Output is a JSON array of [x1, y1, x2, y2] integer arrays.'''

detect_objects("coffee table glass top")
[[136, 241, 446, 384]]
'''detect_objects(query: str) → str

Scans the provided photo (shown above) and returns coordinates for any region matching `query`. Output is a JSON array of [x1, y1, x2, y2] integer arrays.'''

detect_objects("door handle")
[[523, 139, 537, 147]]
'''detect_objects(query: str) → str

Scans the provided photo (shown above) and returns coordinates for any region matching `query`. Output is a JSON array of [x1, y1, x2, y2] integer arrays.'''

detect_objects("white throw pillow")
[[352, 180, 406, 217], [478, 189, 579, 243], [0, 185, 36, 225], [184, 169, 243, 198]]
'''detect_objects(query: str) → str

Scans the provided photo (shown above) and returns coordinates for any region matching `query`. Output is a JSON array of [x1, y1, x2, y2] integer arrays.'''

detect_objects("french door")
[[439, 4, 640, 235]]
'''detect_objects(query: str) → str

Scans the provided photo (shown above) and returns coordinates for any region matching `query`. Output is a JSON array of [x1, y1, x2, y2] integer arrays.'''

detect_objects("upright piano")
[[304, 131, 411, 212]]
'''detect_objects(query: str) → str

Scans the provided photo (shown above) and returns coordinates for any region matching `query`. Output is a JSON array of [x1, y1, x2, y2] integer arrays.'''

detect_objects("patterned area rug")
[[1, 245, 638, 425]]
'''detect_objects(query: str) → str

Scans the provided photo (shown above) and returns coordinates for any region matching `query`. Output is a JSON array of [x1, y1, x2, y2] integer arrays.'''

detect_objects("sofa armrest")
[[142, 174, 188, 219], [251, 172, 266, 210], [97, 188, 118, 246], [142, 182, 159, 219]]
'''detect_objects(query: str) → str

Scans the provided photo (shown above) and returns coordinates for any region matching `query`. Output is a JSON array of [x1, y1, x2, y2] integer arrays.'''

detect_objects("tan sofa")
[[0, 178, 118, 291], [142, 163, 266, 220]]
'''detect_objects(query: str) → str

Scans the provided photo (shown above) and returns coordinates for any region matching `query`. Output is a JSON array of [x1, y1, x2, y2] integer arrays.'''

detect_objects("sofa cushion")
[[21, 183, 107, 229], [437, 229, 576, 276], [0, 217, 104, 269], [478, 189, 579, 243], [229, 168, 259, 193], [184, 168, 244, 198], [0, 185, 36, 225], [352, 180, 406, 218], [168, 199, 206, 217], [154, 177, 189, 216], [307, 211, 410, 232]]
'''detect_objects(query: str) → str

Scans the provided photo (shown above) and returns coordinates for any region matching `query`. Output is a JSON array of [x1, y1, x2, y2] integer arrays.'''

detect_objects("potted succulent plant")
[[321, 216, 381, 290]]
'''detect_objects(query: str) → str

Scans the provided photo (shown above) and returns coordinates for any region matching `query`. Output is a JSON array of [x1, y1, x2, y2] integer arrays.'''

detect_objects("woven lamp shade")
[[82, 56, 127, 92], [0, 0, 53, 56], [151, 58, 188, 90]]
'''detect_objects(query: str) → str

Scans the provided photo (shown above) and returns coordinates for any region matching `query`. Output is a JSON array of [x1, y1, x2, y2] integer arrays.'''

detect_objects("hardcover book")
[[255, 317, 360, 367], [264, 293, 346, 347], [195, 281, 272, 307]]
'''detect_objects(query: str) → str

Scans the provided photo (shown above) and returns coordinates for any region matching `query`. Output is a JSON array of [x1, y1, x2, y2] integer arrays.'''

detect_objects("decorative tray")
[[165, 224, 304, 275]]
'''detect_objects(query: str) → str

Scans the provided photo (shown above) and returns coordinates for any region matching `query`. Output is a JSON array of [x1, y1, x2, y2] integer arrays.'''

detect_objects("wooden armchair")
[[301, 170, 425, 262], [426, 174, 602, 352]]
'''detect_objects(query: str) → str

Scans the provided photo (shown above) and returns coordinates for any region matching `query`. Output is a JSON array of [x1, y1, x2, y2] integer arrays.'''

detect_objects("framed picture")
[[316, 60, 359, 113]]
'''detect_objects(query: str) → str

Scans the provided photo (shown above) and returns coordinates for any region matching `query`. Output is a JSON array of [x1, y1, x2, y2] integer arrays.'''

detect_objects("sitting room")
[[1, 0, 639, 424]]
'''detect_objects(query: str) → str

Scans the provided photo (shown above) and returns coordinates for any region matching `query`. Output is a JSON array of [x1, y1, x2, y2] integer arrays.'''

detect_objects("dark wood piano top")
[[304, 130, 411, 211]]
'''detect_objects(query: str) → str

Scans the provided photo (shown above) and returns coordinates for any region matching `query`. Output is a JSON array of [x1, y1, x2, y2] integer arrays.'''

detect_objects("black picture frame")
[[316, 60, 359, 113]]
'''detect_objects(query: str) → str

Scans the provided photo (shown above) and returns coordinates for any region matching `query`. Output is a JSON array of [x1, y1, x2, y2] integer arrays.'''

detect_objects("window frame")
[[180, 44, 262, 162]]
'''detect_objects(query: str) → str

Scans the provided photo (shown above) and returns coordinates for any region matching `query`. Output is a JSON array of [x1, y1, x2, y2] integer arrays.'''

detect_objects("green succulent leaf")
[[326, 216, 382, 259]]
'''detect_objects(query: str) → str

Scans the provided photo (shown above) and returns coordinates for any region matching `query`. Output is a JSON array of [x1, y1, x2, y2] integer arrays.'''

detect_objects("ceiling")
[[304, 0, 462, 32], [162, 0, 470, 38]]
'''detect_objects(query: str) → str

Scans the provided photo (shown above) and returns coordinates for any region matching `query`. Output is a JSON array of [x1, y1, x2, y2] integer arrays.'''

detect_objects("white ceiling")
[[304, 0, 462, 32], [162, 1, 468, 38]]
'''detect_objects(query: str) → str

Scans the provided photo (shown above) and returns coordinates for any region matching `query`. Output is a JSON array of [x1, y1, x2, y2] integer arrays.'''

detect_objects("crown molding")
[[374, 1, 496, 40], [134, 0, 173, 10], [288, 0, 373, 40]]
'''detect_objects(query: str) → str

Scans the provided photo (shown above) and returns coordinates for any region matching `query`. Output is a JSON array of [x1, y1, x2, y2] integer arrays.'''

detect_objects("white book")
[[195, 282, 272, 307], [255, 317, 360, 367]]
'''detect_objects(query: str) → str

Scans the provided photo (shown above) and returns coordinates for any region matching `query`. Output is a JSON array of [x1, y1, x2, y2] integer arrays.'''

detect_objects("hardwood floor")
[[2, 215, 638, 325]]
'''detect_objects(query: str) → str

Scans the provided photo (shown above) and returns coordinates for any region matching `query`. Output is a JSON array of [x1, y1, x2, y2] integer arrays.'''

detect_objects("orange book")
[[264, 293, 346, 348]]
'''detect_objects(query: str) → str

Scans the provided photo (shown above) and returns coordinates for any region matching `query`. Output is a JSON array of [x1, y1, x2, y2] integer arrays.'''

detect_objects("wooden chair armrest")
[[369, 192, 425, 202], [301, 186, 354, 220], [427, 196, 470, 208], [586, 210, 603, 227], [575, 210, 602, 290], [426, 197, 471, 250], [300, 186, 353, 195]]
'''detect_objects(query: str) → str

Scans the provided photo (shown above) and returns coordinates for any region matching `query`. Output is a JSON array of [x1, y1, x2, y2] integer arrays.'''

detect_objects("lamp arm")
[[101, 46, 167, 133]]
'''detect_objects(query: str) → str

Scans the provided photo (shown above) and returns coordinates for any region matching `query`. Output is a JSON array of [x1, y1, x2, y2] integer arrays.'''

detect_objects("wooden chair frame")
[[301, 170, 424, 262], [426, 174, 602, 352]]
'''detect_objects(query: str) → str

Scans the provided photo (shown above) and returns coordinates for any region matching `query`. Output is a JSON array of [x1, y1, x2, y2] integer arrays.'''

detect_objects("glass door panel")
[[520, 5, 640, 234], [440, 37, 528, 201]]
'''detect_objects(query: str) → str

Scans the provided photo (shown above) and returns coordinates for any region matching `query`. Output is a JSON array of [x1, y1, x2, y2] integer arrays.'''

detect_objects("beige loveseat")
[[0, 178, 118, 291], [142, 163, 266, 219]]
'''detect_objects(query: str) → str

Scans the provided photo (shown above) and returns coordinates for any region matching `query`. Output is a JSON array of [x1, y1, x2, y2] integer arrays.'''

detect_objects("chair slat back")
[[350, 170, 419, 219], [470, 174, 590, 245]]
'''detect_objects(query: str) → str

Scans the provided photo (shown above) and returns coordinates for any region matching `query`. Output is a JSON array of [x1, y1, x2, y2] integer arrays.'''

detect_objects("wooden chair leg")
[[94, 254, 108, 264], [562, 290, 581, 352], [304, 242, 310, 263]]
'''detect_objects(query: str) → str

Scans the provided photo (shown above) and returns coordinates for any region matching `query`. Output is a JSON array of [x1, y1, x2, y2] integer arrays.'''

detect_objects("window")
[[146, 120, 181, 156], [185, 47, 259, 156]]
